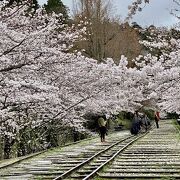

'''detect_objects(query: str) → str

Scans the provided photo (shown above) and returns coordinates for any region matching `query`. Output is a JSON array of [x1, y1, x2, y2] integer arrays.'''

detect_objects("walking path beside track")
[[0, 119, 179, 180], [0, 129, 130, 179]]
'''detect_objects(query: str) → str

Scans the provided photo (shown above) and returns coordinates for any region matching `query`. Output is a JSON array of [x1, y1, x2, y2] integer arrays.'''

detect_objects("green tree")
[[45, 0, 69, 20]]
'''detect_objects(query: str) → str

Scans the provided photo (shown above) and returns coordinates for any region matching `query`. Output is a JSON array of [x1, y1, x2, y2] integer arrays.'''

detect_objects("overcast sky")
[[38, 0, 179, 27]]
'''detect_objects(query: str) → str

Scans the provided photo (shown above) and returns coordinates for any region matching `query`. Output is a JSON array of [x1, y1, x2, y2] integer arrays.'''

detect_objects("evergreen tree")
[[32, 0, 39, 10], [45, 0, 69, 21], [6, 0, 39, 10], [6, 0, 21, 6]]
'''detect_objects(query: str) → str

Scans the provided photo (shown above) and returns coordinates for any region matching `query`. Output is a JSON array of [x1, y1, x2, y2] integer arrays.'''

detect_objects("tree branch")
[[0, 39, 26, 57]]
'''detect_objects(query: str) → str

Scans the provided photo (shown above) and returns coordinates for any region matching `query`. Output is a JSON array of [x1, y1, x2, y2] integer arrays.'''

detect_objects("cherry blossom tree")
[[133, 27, 180, 114], [0, 0, 90, 156], [126, 0, 180, 114], [126, 0, 150, 21], [0, 0, 140, 157], [1, 0, 179, 159]]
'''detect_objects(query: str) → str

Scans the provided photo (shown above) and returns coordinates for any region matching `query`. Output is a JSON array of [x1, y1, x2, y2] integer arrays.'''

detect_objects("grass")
[[172, 119, 180, 139]]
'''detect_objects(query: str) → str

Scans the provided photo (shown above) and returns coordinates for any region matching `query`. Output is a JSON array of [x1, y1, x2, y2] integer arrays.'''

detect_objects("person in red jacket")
[[155, 111, 160, 128]]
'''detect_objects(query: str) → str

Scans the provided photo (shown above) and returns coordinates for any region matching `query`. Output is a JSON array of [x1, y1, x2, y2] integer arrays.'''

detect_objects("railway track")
[[58, 133, 146, 180], [0, 120, 179, 180], [97, 120, 180, 179], [0, 130, 134, 180]]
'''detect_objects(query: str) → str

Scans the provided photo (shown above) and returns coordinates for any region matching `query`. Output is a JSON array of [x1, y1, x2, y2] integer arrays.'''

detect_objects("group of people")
[[131, 110, 160, 135], [97, 110, 160, 142], [130, 111, 150, 135]]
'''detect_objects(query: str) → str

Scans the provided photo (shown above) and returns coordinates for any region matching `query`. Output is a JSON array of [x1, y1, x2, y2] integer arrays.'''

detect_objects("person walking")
[[154, 111, 160, 128], [98, 115, 107, 142], [130, 111, 141, 135]]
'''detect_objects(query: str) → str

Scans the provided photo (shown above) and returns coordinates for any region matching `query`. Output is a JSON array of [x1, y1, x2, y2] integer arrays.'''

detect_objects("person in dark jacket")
[[141, 113, 150, 131], [130, 111, 141, 135]]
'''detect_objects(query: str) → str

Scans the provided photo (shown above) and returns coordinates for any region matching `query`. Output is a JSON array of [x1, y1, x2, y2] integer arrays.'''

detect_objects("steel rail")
[[83, 132, 148, 180], [0, 136, 95, 170], [53, 133, 147, 180]]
